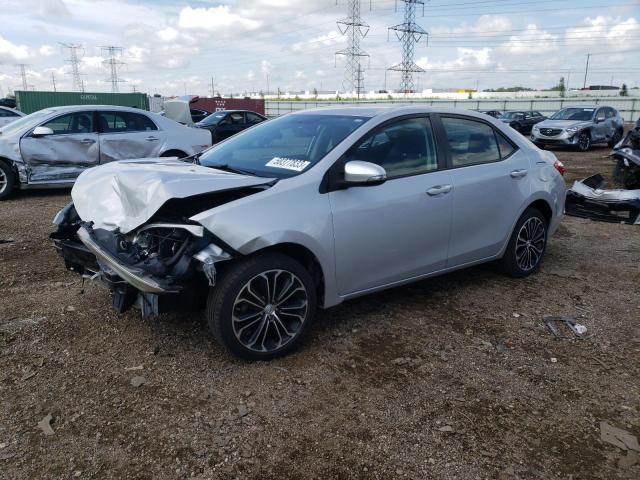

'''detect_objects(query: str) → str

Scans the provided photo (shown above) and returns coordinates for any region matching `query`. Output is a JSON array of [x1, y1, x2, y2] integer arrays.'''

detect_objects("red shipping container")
[[192, 97, 265, 116]]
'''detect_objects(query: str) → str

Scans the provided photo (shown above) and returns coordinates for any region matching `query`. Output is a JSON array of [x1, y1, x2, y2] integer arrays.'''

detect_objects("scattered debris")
[[124, 365, 144, 371], [65, 306, 76, 312], [438, 425, 454, 433], [544, 316, 590, 339], [0, 239, 14, 245], [0, 452, 16, 461], [130, 376, 147, 388], [512, 313, 521, 318], [20, 370, 36, 381], [237, 405, 249, 417], [550, 357, 558, 363], [600, 422, 640, 451], [37, 414, 55, 436], [0, 317, 46, 334], [566, 174, 640, 225]]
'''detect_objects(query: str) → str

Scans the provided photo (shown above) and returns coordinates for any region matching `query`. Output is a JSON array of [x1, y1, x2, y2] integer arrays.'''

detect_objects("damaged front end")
[[565, 128, 640, 225], [51, 203, 232, 316]]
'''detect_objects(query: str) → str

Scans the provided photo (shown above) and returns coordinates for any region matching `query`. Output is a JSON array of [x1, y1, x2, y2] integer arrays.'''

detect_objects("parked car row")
[[478, 105, 625, 152]]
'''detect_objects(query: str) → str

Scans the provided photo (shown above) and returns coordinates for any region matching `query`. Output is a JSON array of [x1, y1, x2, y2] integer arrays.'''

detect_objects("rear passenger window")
[[349, 117, 438, 178], [99, 112, 157, 133], [441, 117, 501, 167]]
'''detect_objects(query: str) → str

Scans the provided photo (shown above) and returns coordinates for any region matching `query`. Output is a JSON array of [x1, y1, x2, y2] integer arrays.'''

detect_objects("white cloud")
[[38, 44, 55, 57], [502, 25, 558, 54], [157, 27, 179, 43], [292, 31, 346, 52], [566, 16, 639, 48], [432, 15, 512, 36], [0, 35, 30, 62], [178, 6, 261, 33], [247, 70, 255, 81], [261, 60, 273, 74]]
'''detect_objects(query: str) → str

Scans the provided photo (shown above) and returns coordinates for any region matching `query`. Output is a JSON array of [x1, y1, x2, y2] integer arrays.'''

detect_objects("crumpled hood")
[[537, 120, 591, 130], [72, 158, 274, 234]]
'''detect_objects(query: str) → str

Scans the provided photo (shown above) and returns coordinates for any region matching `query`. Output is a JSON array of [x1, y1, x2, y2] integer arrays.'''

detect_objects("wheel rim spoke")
[[232, 269, 308, 353], [515, 217, 546, 272]]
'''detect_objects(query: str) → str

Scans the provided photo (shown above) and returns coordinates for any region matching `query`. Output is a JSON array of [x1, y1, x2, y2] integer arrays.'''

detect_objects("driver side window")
[[346, 117, 438, 179], [43, 112, 94, 135]]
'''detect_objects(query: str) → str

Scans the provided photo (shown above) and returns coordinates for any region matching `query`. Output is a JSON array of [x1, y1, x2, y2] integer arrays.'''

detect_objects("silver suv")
[[52, 106, 566, 360], [531, 105, 624, 151]]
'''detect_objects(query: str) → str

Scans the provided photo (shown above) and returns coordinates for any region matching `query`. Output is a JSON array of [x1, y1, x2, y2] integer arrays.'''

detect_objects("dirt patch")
[[1, 147, 639, 479]]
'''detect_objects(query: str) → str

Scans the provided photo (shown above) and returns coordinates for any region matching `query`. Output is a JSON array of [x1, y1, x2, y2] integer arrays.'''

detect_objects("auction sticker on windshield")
[[265, 157, 311, 172]]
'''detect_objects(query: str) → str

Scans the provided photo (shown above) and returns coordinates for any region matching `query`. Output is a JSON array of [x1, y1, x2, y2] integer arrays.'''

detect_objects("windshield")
[[198, 114, 370, 178], [198, 112, 228, 126], [550, 108, 595, 121], [0, 109, 54, 136], [500, 112, 524, 119]]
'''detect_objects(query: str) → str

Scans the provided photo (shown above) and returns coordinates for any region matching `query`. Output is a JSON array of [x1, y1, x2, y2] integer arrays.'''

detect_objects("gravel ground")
[[1, 142, 639, 480]]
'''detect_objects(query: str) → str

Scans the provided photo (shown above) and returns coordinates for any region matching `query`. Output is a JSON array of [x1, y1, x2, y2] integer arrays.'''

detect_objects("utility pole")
[[266, 73, 270, 96], [388, 0, 427, 95], [60, 43, 84, 92], [51, 72, 57, 92], [100, 46, 126, 93], [18, 64, 28, 91], [335, 0, 369, 96], [210, 76, 216, 97], [583, 53, 591, 89]]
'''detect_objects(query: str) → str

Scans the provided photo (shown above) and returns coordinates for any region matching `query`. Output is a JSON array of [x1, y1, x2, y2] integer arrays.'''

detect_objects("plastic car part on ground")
[[565, 128, 640, 225]]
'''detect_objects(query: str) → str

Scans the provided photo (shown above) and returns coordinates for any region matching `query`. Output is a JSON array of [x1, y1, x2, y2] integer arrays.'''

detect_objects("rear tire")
[[500, 208, 548, 278], [0, 161, 16, 201], [206, 252, 317, 360]]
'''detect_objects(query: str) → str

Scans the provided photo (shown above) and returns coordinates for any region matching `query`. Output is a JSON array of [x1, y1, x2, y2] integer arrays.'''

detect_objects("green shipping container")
[[15, 91, 149, 114]]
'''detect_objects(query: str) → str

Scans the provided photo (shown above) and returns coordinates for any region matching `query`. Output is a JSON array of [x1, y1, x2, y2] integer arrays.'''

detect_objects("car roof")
[[38, 105, 149, 114], [211, 110, 263, 114], [563, 105, 600, 109], [290, 105, 516, 119]]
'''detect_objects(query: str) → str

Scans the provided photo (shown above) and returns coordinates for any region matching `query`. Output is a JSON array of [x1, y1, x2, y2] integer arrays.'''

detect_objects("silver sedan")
[[53, 106, 566, 360], [0, 105, 211, 200]]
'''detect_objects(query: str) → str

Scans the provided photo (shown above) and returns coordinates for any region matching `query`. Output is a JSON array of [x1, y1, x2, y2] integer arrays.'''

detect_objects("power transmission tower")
[[18, 64, 28, 91], [60, 43, 85, 92], [387, 0, 427, 94], [335, 0, 369, 95], [100, 46, 126, 93]]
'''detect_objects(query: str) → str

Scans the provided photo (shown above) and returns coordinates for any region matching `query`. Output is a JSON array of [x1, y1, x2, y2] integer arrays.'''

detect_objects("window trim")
[[97, 110, 159, 135], [434, 113, 519, 170]]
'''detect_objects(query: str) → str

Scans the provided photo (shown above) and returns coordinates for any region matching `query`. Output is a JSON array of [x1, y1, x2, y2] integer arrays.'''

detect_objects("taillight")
[[554, 160, 566, 176]]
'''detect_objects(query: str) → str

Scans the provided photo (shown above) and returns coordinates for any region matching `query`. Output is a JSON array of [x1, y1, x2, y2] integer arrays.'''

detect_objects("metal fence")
[[266, 97, 640, 122]]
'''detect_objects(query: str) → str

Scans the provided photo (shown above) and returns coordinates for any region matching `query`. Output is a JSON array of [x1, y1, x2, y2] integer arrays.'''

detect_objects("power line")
[[336, 0, 370, 94], [60, 43, 84, 92], [100, 46, 126, 93], [388, 0, 428, 93]]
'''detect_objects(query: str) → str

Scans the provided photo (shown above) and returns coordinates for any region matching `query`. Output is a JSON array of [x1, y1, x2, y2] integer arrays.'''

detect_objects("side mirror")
[[344, 160, 386, 185], [596, 116, 605, 123], [32, 126, 54, 137]]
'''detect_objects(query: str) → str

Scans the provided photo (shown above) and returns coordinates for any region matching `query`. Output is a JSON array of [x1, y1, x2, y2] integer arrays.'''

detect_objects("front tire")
[[501, 208, 548, 278], [576, 132, 591, 152], [206, 252, 317, 360], [0, 161, 16, 201]]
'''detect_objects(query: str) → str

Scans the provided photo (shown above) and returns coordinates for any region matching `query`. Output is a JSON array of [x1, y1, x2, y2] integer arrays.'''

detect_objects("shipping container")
[[191, 97, 265, 116], [15, 91, 150, 114]]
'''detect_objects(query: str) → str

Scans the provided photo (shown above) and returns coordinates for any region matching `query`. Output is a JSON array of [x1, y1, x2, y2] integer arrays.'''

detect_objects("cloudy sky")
[[0, 0, 639, 96]]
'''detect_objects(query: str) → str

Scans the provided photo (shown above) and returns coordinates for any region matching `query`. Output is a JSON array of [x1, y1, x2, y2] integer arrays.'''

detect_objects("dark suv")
[[195, 110, 267, 144], [499, 111, 546, 134]]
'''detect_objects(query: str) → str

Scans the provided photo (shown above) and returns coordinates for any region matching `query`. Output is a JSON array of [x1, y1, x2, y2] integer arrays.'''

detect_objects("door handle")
[[146, 136, 159, 141], [510, 169, 528, 178], [80, 139, 95, 144], [426, 185, 452, 196]]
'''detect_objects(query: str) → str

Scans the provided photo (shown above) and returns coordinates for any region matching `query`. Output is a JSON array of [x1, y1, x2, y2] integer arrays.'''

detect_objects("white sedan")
[[0, 106, 24, 128], [0, 105, 211, 199]]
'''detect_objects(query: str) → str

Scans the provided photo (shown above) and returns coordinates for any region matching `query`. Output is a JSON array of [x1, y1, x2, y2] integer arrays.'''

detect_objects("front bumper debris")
[[565, 174, 640, 225], [51, 205, 233, 315]]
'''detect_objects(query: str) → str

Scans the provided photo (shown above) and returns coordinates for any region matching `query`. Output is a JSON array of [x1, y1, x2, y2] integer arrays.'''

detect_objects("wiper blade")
[[207, 163, 258, 176]]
